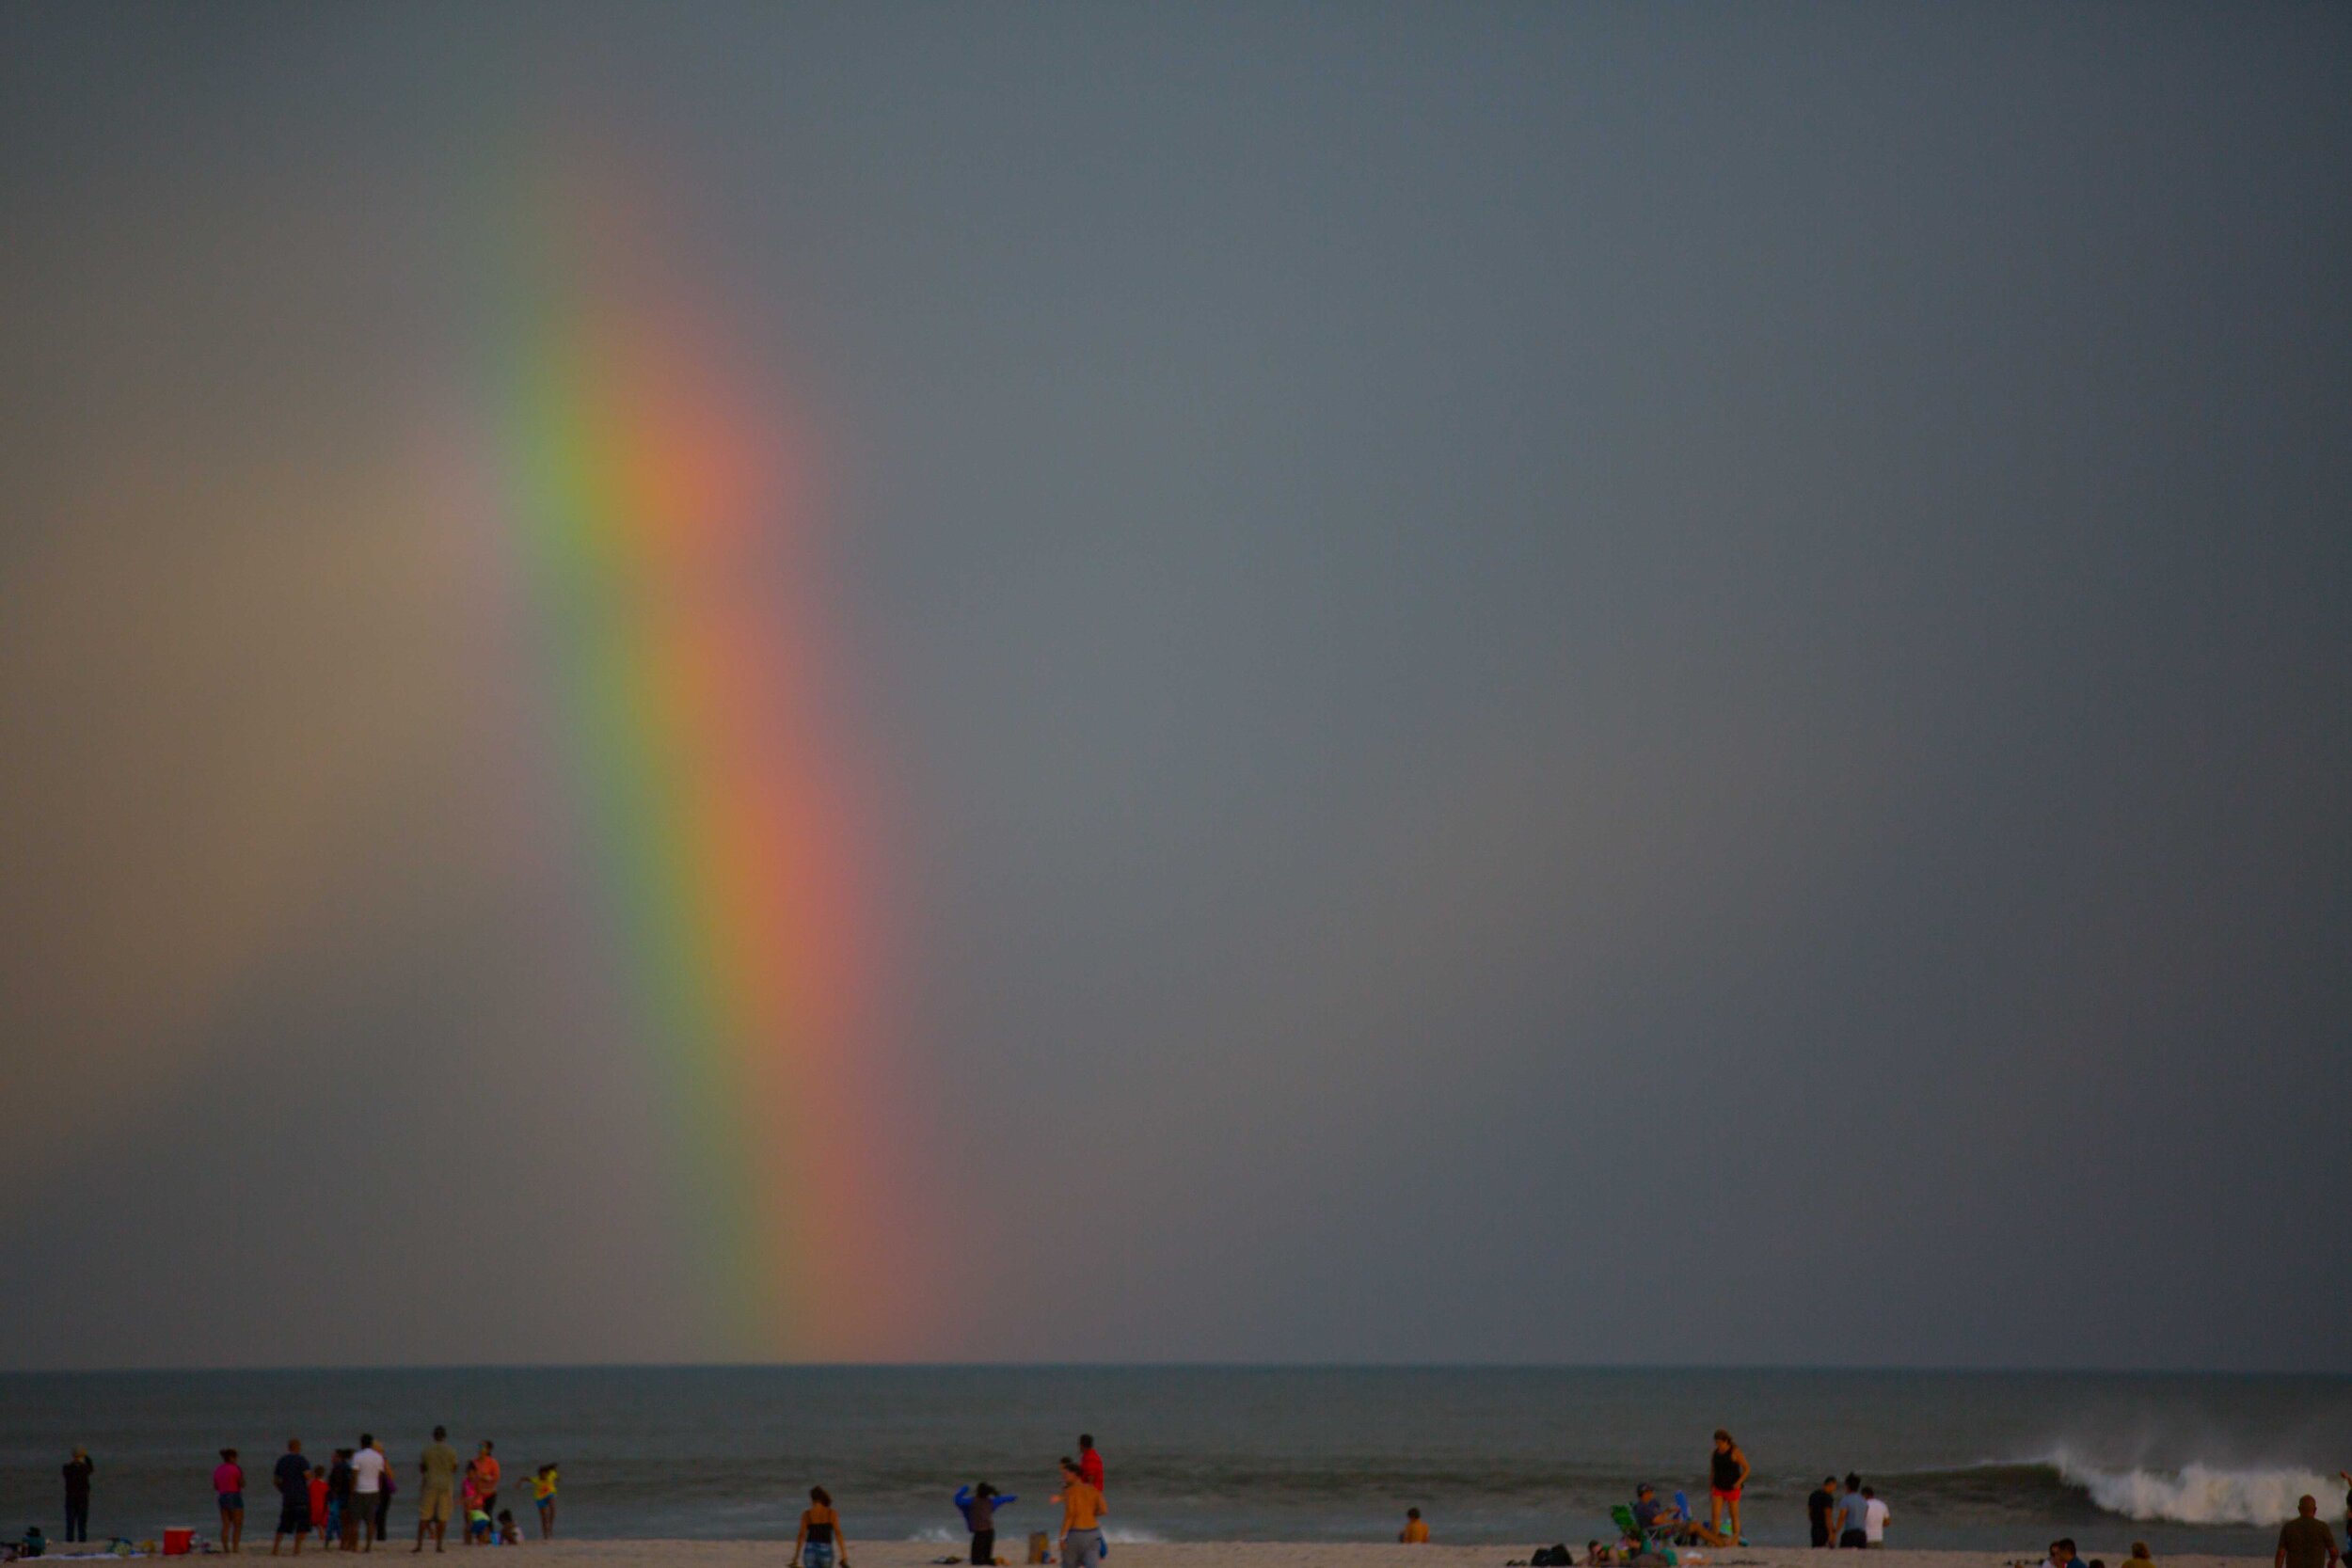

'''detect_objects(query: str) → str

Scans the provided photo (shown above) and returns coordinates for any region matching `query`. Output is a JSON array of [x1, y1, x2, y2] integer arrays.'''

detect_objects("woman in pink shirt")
[[214, 1448, 246, 1553]]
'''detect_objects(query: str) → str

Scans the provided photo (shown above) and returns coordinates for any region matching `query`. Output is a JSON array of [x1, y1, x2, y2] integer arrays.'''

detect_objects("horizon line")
[[3, 1359, 2344, 1378]]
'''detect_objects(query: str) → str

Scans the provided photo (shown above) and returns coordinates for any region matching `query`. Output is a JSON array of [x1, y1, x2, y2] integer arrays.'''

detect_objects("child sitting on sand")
[[497, 1511, 521, 1545]]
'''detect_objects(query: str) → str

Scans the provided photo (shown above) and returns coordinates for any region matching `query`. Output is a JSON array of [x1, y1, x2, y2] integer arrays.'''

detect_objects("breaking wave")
[[2045, 1453, 2335, 1526]]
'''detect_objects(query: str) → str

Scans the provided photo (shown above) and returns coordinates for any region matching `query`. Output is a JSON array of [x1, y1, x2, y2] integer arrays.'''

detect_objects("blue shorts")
[[219, 1493, 245, 1511]]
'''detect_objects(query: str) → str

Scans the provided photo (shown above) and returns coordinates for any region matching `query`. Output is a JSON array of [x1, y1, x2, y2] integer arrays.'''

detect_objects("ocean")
[[1, 1369, 2344, 1553]]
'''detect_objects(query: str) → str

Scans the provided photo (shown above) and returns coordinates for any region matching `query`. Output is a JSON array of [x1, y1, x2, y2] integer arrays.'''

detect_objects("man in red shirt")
[[1076, 1436, 1104, 1491]]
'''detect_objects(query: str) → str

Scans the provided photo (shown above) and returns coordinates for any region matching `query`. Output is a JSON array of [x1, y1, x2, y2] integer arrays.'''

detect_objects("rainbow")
[[484, 173, 929, 1358]]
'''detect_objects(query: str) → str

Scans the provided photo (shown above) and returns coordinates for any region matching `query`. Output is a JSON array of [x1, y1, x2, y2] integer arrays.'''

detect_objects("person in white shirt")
[[1855, 1487, 1890, 1546], [350, 1436, 389, 1551]]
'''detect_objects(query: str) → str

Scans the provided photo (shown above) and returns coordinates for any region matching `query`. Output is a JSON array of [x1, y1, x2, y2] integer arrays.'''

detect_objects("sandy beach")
[[100, 1544, 2265, 1568]]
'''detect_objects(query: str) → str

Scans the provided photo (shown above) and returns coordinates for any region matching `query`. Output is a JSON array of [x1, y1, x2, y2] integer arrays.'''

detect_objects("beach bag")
[[1026, 1533, 1051, 1564]]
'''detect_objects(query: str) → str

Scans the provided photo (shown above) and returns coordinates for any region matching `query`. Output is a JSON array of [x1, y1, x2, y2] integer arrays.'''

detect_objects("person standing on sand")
[[1852, 1486, 1888, 1546], [1053, 1458, 1106, 1568], [216, 1448, 247, 1554], [1075, 1438, 1106, 1559], [323, 1452, 346, 1546], [352, 1435, 389, 1551], [310, 1466, 329, 1548], [416, 1428, 459, 1554], [792, 1486, 850, 1568], [2278, 1496, 2342, 1568], [1708, 1431, 1749, 1544], [470, 1443, 501, 1541], [272, 1439, 311, 1557], [531, 1466, 559, 1541], [331, 1449, 359, 1551], [63, 1447, 94, 1544], [1836, 1475, 1866, 1548], [1806, 1478, 1837, 1549], [1400, 1509, 1429, 1544]]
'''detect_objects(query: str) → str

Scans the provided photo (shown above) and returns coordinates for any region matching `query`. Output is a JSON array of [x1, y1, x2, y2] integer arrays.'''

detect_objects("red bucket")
[[163, 1528, 196, 1555]]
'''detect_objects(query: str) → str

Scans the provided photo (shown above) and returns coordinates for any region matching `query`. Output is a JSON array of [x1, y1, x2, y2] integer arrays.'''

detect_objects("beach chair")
[[1608, 1508, 1675, 1561]]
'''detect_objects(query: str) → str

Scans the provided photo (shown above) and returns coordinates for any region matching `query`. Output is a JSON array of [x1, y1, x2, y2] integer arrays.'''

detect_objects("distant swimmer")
[[1400, 1508, 1429, 1544]]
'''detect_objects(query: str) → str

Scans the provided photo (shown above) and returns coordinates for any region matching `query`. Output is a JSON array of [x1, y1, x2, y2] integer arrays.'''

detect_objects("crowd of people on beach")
[[204, 1430, 557, 1555], [24, 1427, 2351, 1568], [32, 1430, 556, 1559]]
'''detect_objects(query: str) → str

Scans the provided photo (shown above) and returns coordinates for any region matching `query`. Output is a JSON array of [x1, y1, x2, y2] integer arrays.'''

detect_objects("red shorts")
[[1711, 1488, 1742, 1503]]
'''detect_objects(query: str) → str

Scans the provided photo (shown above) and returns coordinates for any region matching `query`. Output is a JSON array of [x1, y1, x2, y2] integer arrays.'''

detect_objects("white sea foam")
[[2048, 1451, 2335, 1525]]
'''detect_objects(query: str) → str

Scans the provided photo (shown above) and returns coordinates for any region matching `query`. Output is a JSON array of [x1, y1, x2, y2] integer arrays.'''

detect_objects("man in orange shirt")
[[471, 1444, 501, 1540], [1400, 1510, 1429, 1544]]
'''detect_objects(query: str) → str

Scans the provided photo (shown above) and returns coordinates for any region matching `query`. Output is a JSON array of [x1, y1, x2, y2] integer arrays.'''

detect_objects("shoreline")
[[38, 1544, 2267, 1568]]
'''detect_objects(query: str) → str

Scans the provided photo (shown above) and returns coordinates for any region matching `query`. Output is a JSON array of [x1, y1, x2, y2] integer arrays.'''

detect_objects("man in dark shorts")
[[2277, 1496, 2340, 1568], [1807, 1479, 1838, 1549], [272, 1439, 312, 1557], [1838, 1475, 1867, 1548]]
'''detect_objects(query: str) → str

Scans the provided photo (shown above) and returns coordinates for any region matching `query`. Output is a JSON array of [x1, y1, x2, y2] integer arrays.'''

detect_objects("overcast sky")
[[3, 2, 2347, 1370]]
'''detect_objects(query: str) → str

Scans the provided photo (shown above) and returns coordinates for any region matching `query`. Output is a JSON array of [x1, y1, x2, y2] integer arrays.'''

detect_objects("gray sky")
[[3, 2, 2348, 1370]]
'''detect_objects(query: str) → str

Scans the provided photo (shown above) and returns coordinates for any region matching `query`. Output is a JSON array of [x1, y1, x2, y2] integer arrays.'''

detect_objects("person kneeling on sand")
[[1400, 1510, 1428, 1544], [956, 1483, 1013, 1567]]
